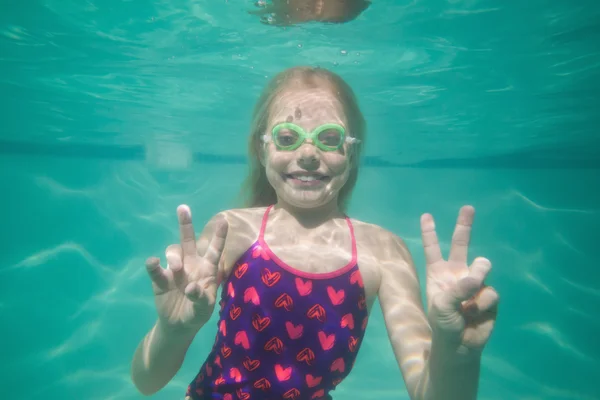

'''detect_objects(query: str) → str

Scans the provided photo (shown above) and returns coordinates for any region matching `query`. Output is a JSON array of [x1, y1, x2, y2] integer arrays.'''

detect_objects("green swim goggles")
[[262, 122, 360, 152]]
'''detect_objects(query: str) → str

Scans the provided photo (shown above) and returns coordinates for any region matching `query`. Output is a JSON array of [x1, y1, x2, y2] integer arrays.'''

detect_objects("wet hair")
[[239, 66, 366, 212]]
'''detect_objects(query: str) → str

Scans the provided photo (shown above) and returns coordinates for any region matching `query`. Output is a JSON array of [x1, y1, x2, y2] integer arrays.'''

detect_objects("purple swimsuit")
[[186, 205, 369, 400]]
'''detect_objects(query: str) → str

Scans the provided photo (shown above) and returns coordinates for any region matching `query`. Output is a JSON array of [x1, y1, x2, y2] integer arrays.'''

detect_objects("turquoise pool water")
[[1, 0, 599, 399]]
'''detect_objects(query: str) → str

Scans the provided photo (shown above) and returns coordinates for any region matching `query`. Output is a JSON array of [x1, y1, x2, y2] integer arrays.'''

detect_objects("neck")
[[274, 199, 344, 228]]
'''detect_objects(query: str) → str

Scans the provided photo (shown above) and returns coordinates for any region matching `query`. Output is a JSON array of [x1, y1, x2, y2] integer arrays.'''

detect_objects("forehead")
[[269, 88, 346, 127]]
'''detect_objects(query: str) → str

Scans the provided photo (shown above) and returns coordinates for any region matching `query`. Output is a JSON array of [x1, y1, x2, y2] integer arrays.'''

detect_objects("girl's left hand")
[[420, 205, 499, 358]]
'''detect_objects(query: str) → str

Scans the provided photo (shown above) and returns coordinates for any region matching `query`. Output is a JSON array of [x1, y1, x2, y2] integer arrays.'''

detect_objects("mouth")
[[283, 172, 330, 185]]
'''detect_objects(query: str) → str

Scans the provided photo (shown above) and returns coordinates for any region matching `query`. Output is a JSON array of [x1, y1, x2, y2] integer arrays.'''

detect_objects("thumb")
[[184, 281, 204, 303], [184, 277, 217, 306], [437, 258, 491, 309], [440, 276, 481, 309]]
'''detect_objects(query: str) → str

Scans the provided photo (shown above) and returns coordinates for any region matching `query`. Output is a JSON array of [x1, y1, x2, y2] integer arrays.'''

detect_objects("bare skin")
[[131, 85, 499, 400], [213, 207, 383, 310], [133, 204, 495, 400]]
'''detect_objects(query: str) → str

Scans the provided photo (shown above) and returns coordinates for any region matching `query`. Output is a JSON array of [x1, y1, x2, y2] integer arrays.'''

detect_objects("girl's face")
[[261, 87, 353, 211]]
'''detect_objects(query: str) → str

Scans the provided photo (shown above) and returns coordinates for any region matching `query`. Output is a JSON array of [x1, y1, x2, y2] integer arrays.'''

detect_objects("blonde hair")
[[240, 66, 366, 212]]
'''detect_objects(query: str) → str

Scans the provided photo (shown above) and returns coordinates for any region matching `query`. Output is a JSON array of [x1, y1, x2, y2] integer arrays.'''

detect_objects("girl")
[[131, 67, 499, 400]]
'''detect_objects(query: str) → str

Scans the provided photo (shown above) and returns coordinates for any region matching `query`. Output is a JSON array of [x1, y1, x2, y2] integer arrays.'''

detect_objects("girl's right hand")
[[145, 205, 228, 333]]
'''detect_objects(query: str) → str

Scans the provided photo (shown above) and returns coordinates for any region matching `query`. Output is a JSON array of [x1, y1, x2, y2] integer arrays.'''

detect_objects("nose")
[[297, 142, 320, 169]]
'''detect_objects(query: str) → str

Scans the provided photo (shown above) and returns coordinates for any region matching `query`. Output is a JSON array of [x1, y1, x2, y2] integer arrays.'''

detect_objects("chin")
[[267, 169, 345, 210], [287, 197, 330, 209], [279, 186, 339, 210]]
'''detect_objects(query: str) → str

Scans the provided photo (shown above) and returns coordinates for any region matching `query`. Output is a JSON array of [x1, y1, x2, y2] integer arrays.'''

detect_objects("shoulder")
[[206, 207, 270, 276], [208, 207, 270, 245], [348, 218, 417, 298], [218, 207, 268, 227], [349, 217, 404, 245], [349, 217, 412, 263], [196, 207, 267, 243]]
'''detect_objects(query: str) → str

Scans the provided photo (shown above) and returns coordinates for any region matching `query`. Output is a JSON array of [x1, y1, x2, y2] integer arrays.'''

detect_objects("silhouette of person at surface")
[[249, 0, 371, 26]]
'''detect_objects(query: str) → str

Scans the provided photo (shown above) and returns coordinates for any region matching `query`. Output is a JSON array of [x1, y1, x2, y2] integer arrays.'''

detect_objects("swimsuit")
[[186, 205, 369, 400]]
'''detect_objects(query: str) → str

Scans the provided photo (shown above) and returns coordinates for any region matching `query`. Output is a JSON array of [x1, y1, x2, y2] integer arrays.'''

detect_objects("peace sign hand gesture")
[[420, 206, 499, 357], [145, 205, 228, 332]]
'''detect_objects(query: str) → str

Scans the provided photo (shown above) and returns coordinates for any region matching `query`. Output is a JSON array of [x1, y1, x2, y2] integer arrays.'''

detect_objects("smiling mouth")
[[284, 173, 330, 183]]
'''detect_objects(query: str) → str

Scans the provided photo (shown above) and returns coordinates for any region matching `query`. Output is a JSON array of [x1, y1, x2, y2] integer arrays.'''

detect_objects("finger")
[[165, 244, 183, 271], [462, 316, 495, 345], [201, 276, 217, 305], [459, 257, 492, 314], [468, 257, 492, 284], [177, 205, 198, 262], [477, 286, 499, 314], [145, 257, 169, 290], [165, 244, 184, 286], [184, 281, 204, 303], [462, 286, 499, 317], [201, 217, 229, 279], [446, 276, 481, 307], [420, 213, 443, 266], [185, 278, 216, 306], [448, 205, 475, 263]]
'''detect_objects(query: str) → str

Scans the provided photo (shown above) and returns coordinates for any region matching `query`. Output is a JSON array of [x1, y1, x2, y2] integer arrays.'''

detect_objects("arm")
[[131, 320, 200, 396], [377, 232, 480, 400], [131, 213, 226, 395]]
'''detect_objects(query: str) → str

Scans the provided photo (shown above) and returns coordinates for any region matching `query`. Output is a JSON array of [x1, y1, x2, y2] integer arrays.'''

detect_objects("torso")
[[185, 206, 386, 400], [219, 206, 383, 310]]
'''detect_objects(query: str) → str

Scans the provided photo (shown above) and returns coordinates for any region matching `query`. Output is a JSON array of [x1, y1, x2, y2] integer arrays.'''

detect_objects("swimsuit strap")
[[346, 211, 358, 264], [259, 205, 357, 265], [258, 204, 274, 241]]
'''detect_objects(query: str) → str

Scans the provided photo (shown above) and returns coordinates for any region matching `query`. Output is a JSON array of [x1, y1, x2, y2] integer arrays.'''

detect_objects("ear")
[[346, 145, 357, 168], [258, 141, 267, 167], [348, 154, 356, 170]]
